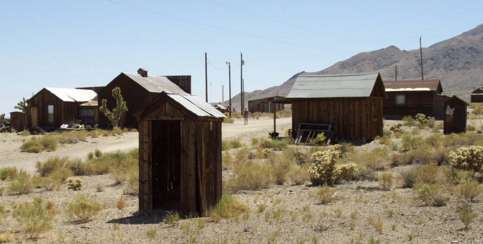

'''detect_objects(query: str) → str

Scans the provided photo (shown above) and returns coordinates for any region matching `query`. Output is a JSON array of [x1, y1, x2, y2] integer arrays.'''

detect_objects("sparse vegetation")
[[448, 145, 483, 172], [414, 184, 448, 207], [457, 202, 477, 231], [13, 198, 55, 239], [209, 195, 249, 221], [317, 187, 336, 204], [0, 167, 18, 181], [379, 172, 393, 190], [66, 194, 103, 223], [457, 179, 481, 202], [8, 170, 33, 195]]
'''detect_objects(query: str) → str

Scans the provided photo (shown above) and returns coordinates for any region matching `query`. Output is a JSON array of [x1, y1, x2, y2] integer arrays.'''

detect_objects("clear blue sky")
[[1, 0, 483, 114]]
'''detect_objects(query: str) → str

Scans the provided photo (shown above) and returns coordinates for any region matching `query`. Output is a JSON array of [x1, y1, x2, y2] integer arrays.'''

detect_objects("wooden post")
[[273, 102, 277, 137]]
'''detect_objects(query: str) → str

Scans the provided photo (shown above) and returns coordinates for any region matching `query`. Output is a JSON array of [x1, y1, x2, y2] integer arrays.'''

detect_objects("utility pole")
[[419, 37, 424, 80], [221, 85, 224, 103], [226, 61, 232, 117], [395, 65, 398, 80], [205, 52, 208, 102], [240, 52, 245, 112]]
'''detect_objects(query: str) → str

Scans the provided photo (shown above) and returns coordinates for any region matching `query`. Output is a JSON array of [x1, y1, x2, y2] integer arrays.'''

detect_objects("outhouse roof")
[[167, 94, 225, 118]]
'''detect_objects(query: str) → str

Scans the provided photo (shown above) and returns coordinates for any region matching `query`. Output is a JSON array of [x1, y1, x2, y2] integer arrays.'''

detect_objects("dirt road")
[[0, 117, 291, 172]]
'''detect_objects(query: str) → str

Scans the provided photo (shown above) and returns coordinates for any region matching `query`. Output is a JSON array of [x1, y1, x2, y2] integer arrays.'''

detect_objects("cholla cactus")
[[308, 146, 342, 185], [99, 87, 128, 129], [448, 146, 483, 173]]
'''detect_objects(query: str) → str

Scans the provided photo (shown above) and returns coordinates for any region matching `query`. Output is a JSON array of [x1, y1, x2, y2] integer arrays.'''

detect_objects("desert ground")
[[0, 115, 482, 244]]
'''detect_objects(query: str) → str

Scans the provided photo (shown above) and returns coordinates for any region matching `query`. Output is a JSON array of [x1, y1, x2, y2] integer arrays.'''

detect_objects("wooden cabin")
[[284, 73, 385, 142], [470, 87, 483, 103], [383, 79, 445, 119], [444, 96, 468, 134], [137, 92, 224, 216], [248, 96, 286, 113], [98, 69, 191, 128], [27, 88, 97, 130], [10, 112, 26, 131]]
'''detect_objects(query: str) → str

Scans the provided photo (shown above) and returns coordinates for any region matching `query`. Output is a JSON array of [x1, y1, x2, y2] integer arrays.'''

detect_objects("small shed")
[[383, 79, 445, 119], [444, 96, 468, 134], [27, 88, 97, 129], [470, 87, 483, 103], [284, 73, 385, 142], [10, 112, 26, 131], [137, 92, 224, 216]]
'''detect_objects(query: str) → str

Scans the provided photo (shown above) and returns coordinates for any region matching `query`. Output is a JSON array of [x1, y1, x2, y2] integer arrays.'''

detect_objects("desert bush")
[[8, 170, 33, 195], [335, 163, 359, 182], [414, 113, 435, 128], [124, 170, 139, 195], [308, 149, 340, 186], [66, 194, 103, 223], [259, 138, 288, 151], [106, 150, 138, 184], [448, 146, 483, 172], [164, 211, 180, 225], [0, 167, 18, 181], [287, 164, 310, 185], [13, 198, 55, 238], [67, 178, 82, 191], [256, 148, 272, 159], [36, 157, 70, 177], [222, 151, 233, 169], [457, 179, 481, 202], [348, 148, 389, 171], [379, 172, 393, 190], [227, 160, 272, 192], [20, 138, 43, 153], [414, 164, 448, 185], [223, 117, 234, 123], [209, 195, 248, 221], [377, 134, 392, 145], [400, 134, 425, 152], [268, 154, 294, 185], [402, 116, 415, 127], [317, 187, 336, 204], [414, 183, 448, 207], [94, 149, 103, 158], [311, 133, 327, 145], [400, 168, 418, 188], [457, 202, 477, 230]]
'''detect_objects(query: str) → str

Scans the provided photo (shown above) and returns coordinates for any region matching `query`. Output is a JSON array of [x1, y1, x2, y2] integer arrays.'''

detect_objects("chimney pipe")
[[137, 68, 148, 77]]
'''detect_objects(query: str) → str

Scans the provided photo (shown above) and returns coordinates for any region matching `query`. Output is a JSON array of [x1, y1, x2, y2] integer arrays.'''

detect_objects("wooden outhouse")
[[137, 92, 224, 216], [444, 96, 468, 134], [284, 73, 385, 142], [383, 79, 445, 119]]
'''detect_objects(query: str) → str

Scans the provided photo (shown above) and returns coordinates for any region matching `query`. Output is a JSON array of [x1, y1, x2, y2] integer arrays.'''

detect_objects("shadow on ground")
[[107, 211, 171, 225]]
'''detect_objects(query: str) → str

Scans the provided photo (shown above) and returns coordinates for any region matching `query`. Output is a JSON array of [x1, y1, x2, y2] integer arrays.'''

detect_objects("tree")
[[15, 97, 28, 113], [0, 113, 5, 125], [99, 87, 128, 128]]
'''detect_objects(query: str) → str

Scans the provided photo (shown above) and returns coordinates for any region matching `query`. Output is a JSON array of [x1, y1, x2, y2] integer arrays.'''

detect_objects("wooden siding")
[[384, 91, 446, 119], [139, 95, 222, 216], [471, 94, 483, 103], [98, 73, 161, 128], [291, 97, 383, 142], [248, 99, 284, 113], [10, 112, 26, 131]]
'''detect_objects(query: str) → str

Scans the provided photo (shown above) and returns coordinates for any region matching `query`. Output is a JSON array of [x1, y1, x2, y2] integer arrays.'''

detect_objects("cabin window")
[[47, 105, 54, 123], [395, 94, 406, 105]]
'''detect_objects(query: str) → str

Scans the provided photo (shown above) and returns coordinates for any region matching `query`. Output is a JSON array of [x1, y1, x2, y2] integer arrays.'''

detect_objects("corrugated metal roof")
[[125, 73, 187, 94], [286, 73, 380, 98], [46, 88, 97, 102], [167, 94, 225, 118], [384, 80, 441, 92]]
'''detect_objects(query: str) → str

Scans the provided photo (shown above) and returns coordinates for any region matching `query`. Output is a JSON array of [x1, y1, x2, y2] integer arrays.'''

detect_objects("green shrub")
[[457, 180, 481, 202], [20, 138, 43, 153], [259, 139, 288, 151], [66, 194, 103, 223], [448, 146, 483, 172], [379, 172, 393, 190], [227, 160, 272, 192], [414, 113, 435, 128], [13, 198, 54, 238], [209, 195, 248, 221], [414, 184, 448, 207], [36, 157, 69, 177], [312, 133, 327, 145], [0, 167, 18, 181], [457, 202, 477, 230], [335, 163, 359, 182], [317, 187, 336, 204], [94, 149, 103, 158], [67, 178, 83, 191], [8, 170, 33, 195]]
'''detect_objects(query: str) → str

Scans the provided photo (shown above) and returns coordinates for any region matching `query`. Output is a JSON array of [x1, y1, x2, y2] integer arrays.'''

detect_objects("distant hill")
[[229, 23, 483, 110]]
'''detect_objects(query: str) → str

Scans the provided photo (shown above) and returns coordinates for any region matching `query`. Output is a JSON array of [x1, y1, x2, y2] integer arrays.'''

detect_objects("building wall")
[[384, 91, 442, 119], [444, 99, 467, 134], [10, 112, 26, 131], [291, 97, 383, 142], [471, 94, 483, 103]]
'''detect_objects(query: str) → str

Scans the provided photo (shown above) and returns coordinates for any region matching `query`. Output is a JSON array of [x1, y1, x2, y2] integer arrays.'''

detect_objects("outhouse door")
[[151, 120, 181, 210]]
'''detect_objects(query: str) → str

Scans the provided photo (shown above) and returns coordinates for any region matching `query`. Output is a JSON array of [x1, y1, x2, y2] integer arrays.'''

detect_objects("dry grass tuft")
[[209, 195, 249, 222], [317, 187, 336, 204], [66, 194, 103, 223], [13, 198, 55, 239]]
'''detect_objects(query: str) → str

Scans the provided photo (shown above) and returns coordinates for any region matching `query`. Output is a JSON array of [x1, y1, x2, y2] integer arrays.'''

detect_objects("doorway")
[[151, 120, 181, 210], [30, 107, 38, 128]]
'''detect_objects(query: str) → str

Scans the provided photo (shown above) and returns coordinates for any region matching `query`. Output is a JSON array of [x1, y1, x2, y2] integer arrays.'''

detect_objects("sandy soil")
[[0, 117, 291, 172]]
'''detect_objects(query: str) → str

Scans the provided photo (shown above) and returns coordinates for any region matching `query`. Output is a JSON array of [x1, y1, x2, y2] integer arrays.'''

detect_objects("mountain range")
[[227, 23, 483, 111]]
